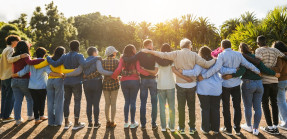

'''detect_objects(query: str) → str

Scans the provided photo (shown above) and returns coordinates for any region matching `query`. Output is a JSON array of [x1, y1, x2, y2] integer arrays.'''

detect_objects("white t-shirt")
[[155, 63, 175, 90]]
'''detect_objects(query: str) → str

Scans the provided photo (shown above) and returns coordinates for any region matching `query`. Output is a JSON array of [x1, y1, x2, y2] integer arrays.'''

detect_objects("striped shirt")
[[255, 47, 285, 68], [255, 47, 285, 84]]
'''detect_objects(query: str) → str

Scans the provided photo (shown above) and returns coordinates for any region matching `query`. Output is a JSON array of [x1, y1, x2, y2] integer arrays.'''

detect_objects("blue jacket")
[[47, 51, 98, 85]]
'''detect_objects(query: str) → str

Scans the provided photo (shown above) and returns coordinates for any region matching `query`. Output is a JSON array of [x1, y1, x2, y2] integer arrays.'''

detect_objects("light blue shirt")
[[183, 64, 237, 96], [202, 48, 260, 88], [18, 63, 52, 89]]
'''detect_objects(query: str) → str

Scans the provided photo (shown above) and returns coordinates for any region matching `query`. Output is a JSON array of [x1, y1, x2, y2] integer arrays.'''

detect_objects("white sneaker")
[[161, 128, 167, 132], [130, 122, 139, 129], [124, 122, 130, 128], [15, 118, 24, 126], [253, 128, 259, 135], [201, 128, 209, 134], [241, 123, 252, 133], [28, 116, 34, 121], [170, 129, 175, 132]]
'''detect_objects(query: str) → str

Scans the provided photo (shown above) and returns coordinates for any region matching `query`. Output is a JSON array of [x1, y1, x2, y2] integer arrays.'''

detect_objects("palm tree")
[[220, 18, 240, 39], [240, 11, 259, 25]]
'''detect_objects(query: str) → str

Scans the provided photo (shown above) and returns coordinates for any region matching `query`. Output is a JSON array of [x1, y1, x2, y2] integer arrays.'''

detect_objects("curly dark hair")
[[12, 41, 30, 57], [156, 43, 173, 66], [239, 42, 252, 54], [52, 46, 66, 61], [273, 41, 287, 53], [122, 44, 137, 69], [198, 46, 213, 61]]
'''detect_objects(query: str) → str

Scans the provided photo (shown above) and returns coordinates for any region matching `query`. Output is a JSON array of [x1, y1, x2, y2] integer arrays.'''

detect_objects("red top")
[[111, 58, 150, 81], [13, 56, 45, 79]]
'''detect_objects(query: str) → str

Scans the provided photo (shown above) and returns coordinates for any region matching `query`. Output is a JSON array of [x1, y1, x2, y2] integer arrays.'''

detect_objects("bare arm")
[[172, 66, 193, 82]]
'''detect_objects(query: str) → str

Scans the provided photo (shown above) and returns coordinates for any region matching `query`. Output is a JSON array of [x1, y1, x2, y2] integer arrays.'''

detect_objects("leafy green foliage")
[[229, 6, 287, 51], [74, 12, 139, 53], [30, 1, 77, 52], [0, 24, 30, 52]]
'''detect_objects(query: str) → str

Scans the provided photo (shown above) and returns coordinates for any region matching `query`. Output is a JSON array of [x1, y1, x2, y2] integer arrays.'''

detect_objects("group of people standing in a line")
[[0, 34, 287, 136]]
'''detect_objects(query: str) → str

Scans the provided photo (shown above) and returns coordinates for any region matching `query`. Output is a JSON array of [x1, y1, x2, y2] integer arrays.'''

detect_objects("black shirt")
[[124, 51, 172, 78]]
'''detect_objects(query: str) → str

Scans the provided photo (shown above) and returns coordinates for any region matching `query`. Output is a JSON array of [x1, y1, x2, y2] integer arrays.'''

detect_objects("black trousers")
[[198, 94, 221, 132], [30, 89, 47, 120], [176, 85, 196, 129], [221, 86, 242, 132], [262, 83, 278, 126]]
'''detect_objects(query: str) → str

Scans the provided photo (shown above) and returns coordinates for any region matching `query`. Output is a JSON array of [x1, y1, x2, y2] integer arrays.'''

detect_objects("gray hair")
[[180, 38, 192, 49]]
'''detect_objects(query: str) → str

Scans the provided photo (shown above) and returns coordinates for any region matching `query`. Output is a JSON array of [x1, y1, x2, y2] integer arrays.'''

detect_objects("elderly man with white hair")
[[141, 38, 215, 134]]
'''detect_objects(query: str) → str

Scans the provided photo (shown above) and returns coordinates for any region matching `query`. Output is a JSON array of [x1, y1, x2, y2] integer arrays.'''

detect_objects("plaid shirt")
[[102, 57, 120, 91], [255, 47, 285, 68]]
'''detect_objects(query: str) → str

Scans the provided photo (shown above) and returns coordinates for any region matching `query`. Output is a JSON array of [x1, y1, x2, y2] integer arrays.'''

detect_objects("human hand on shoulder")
[[20, 53, 29, 58], [275, 73, 280, 78], [197, 75, 204, 81], [141, 49, 151, 53]]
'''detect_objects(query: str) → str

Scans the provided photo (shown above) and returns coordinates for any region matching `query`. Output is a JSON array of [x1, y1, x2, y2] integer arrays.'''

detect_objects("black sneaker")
[[88, 123, 93, 128], [94, 123, 101, 129], [260, 126, 274, 134], [273, 128, 280, 135], [152, 125, 158, 130], [178, 128, 185, 135], [233, 128, 240, 135], [220, 127, 232, 136], [141, 125, 146, 131], [190, 128, 197, 135]]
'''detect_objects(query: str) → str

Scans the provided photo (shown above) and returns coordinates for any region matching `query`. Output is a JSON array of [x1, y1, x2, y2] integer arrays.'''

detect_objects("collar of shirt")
[[223, 48, 232, 51]]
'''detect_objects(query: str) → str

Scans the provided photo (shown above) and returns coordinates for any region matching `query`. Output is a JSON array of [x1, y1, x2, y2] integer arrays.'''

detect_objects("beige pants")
[[103, 90, 119, 122]]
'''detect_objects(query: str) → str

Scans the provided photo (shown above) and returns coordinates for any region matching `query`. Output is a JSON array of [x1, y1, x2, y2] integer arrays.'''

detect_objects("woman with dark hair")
[[11, 41, 45, 126], [273, 41, 287, 130], [13, 47, 63, 125], [224, 42, 279, 135], [34, 46, 76, 126], [111, 44, 150, 129], [179, 46, 236, 134], [142, 43, 176, 132]]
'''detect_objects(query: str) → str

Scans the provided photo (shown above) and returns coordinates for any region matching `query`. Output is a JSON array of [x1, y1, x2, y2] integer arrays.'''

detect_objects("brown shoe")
[[106, 121, 111, 128], [110, 122, 117, 128], [40, 116, 48, 121], [35, 120, 43, 125]]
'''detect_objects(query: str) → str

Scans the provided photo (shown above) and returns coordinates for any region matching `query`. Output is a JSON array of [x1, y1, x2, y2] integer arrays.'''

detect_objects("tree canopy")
[[0, 2, 286, 55]]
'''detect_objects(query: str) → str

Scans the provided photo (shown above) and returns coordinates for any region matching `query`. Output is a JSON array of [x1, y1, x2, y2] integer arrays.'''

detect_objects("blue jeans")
[[11, 78, 33, 121], [241, 79, 264, 129], [64, 83, 82, 119], [121, 80, 140, 123], [277, 80, 287, 126], [47, 78, 65, 125], [83, 78, 103, 123], [1, 78, 14, 119], [158, 89, 175, 130], [140, 78, 157, 127], [198, 94, 221, 132]]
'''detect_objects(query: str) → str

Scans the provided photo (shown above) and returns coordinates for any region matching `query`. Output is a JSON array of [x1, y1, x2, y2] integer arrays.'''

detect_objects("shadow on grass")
[[131, 128, 138, 139], [141, 129, 150, 139], [153, 129, 160, 139], [91, 128, 98, 139], [124, 128, 130, 139], [171, 131, 181, 139], [103, 128, 115, 139], [16, 124, 39, 139], [162, 131, 171, 139], [1, 122, 28, 138], [34, 125, 61, 139], [57, 128, 67, 139], [83, 128, 91, 139]]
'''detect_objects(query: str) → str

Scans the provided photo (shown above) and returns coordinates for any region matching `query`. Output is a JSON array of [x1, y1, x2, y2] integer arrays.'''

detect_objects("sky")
[[0, 0, 286, 28]]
